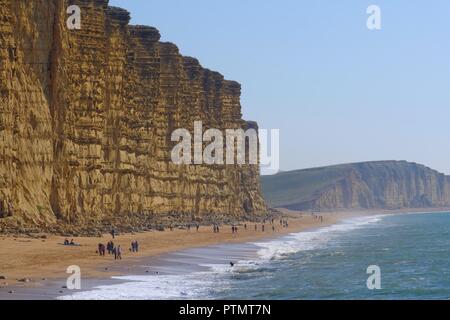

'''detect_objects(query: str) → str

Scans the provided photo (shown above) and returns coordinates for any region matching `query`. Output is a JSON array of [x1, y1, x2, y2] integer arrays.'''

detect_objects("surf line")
[[179, 304, 214, 318]]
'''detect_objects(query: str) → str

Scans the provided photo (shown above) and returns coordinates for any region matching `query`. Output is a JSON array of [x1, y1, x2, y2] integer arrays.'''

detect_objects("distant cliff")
[[262, 161, 450, 211], [0, 0, 266, 233]]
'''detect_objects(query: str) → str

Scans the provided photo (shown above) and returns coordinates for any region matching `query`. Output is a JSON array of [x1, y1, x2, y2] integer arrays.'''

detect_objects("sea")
[[60, 211, 450, 300]]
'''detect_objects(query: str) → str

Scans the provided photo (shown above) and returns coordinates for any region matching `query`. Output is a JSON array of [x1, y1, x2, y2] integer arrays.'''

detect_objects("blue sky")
[[110, 0, 450, 174]]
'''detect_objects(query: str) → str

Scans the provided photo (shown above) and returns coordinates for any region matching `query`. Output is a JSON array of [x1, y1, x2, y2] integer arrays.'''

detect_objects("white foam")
[[58, 215, 384, 300], [59, 272, 224, 300], [253, 215, 384, 260]]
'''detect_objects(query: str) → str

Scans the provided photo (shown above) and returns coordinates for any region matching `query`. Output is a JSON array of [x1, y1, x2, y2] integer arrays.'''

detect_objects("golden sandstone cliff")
[[0, 0, 267, 234]]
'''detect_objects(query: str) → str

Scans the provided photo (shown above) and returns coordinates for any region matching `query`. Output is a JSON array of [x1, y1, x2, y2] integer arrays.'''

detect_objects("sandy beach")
[[1, 207, 448, 299], [0, 210, 355, 297]]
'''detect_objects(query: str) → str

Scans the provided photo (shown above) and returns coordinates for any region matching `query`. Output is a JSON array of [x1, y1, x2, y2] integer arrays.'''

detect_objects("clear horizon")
[[110, 0, 450, 174]]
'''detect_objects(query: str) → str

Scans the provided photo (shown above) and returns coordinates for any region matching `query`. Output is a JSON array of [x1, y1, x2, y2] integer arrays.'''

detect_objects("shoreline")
[[0, 210, 355, 299], [1, 207, 449, 299]]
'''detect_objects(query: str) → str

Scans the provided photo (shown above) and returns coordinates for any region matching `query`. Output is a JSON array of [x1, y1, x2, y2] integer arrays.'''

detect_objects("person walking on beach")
[[111, 228, 116, 239], [131, 240, 139, 253], [108, 241, 114, 254], [244, 224, 247, 231], [262, 225, 265, 232], [98, 243, 105, 256], [117, 245, 122, 260], [272, 225, 275, 233], [196, 224, 200, 232], [255, 224, 257, 231], [112, 246, 117, 260]]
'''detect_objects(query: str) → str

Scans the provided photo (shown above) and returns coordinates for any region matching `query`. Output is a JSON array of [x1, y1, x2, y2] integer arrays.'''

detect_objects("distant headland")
[[262, 161, 450, 211]]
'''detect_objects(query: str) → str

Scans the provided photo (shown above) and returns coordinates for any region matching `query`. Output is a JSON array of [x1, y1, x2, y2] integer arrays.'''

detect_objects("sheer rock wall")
[[0, 0, 267, 232]]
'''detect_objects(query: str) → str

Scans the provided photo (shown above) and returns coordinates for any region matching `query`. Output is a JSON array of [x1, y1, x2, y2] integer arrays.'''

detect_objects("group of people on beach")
[[254, 224, 267, 232], [280, 218, 289, 228], [186, 223, 200, 232], [97, 239, 139, 260], [63, 238, 76, 246], [98, 241, 122, 260], [211, 221, 277, 234], [104, 217, 290, 241], [162, 216, 292, 236], [250, 217, 289, 233], [167, 220, 293, 234], [92, 217, 295, 262], [131, 240, 139, 253], [313, 214, 324, 223], [106, 241, 115, 255]]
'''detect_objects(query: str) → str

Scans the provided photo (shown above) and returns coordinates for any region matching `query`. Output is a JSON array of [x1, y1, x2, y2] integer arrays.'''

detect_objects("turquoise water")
[[62, 212, 450, 300], [215, 212, 450, 299]]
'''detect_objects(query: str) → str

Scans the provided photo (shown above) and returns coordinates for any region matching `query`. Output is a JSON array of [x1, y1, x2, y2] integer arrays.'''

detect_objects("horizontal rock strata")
[[0, 0, 266, 234]]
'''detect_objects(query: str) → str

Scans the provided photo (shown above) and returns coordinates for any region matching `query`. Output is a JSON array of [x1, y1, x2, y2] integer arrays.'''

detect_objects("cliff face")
[[262, 161, 450, 211], [0, 0, 266, 233]]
